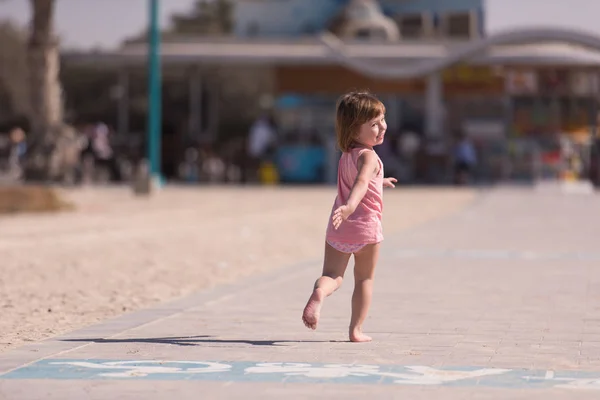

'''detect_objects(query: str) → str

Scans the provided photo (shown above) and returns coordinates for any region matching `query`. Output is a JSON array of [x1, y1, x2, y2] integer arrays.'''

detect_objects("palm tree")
[[28, 0, 63, 134], [26, 0, 75, 181], [1, 0, 70, 179]]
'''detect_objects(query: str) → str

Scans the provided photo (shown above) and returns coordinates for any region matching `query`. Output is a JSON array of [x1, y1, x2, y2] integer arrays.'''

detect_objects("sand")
[[0, 185, 475, 353]]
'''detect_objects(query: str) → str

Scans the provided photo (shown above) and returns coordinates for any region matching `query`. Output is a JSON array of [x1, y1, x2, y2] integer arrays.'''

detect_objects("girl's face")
[[355, 113, 387, 148]]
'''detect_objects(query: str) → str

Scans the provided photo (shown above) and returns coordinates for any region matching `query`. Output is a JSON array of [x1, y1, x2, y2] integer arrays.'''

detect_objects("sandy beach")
[[0, 185, 475, 353]]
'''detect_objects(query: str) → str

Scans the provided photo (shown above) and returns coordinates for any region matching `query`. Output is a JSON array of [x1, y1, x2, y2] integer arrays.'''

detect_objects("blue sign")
[[276, 146, 327, 183]]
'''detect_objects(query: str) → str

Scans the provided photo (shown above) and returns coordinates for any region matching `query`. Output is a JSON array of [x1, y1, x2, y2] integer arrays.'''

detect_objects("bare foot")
[[349, 328, 372, 343], [302, 288, 324, 330]]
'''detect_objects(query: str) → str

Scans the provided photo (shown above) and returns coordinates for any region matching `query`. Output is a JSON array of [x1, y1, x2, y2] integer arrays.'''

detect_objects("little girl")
[[302, 91, 397, 342]]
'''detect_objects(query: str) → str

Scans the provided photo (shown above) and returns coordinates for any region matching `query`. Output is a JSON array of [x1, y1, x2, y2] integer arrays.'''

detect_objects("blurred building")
[[233, 0, 485, 38], [63, 0, 600, 184]]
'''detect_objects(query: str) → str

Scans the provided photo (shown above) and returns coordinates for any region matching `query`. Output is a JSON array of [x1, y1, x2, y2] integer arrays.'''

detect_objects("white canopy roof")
[[62, 27, 600, 72]]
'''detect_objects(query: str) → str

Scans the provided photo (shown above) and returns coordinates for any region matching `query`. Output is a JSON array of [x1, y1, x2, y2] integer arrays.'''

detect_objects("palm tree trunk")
[[28, 0, 62, 132], [26, 0, 70, 181]]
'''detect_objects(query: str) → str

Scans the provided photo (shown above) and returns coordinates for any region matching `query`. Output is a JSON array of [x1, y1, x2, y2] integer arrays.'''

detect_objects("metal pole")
[[425, 73, 443, 139], [188, 68, 202, 140], [588, 75, 599, 183], [209, 82, 219, 142], [147, 0, 162, 183], [117, 69, 129, 137]]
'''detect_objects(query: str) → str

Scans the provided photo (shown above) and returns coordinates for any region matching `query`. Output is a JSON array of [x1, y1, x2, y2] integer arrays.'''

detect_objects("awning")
[[61, 27, 600, 70]]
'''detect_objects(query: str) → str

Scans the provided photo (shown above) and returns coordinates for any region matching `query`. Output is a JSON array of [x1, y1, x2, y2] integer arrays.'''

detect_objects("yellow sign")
[[442, 65, 498, 84]]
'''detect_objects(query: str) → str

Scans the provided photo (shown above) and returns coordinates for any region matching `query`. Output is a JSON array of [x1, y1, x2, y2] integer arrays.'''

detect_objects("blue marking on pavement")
[[2, 359, 600, 390]]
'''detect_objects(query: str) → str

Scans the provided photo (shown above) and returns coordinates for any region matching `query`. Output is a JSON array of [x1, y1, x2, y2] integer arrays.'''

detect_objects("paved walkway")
[[2, 186, 600, 399]]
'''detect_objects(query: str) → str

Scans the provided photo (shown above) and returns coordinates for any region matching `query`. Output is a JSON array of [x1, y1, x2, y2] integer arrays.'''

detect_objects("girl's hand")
[[332, 204, 353, 230], [383, 177, 398, 188]]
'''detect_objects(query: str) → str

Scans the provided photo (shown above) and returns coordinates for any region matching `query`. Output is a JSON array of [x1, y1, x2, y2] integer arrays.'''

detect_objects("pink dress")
[[326, 147, 384, 253]]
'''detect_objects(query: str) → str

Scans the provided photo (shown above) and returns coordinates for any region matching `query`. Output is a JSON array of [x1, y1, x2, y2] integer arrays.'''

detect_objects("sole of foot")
[[302, 288, 324, 330]]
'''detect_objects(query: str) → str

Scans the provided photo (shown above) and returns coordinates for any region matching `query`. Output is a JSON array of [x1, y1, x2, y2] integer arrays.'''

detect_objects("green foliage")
[[125, 0, 234, 43], [169, 0, 233, 35], [0, 21, 29, 122]]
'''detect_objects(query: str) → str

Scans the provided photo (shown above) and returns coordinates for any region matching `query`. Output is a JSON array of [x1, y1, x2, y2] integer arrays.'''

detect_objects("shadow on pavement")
[[62, 335, 343, 347]]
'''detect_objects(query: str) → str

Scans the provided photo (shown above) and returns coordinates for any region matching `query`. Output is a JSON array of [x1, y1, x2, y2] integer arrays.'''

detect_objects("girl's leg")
[[349, 242, 380, 342], [302, 242, 351, 330]]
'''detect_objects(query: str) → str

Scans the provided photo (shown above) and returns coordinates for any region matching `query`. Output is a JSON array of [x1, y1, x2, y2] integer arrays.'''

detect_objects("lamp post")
[[147, 0, 162, 185]]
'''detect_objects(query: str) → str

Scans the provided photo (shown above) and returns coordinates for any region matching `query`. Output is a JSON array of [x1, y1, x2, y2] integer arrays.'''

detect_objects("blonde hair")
[[335, 91, 385, 152]]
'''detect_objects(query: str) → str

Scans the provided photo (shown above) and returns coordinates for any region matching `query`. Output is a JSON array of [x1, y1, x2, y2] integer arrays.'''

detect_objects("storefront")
[[62, 28, 600, 184], [272, 63, 506, 183], [506, 68, 600, 181]]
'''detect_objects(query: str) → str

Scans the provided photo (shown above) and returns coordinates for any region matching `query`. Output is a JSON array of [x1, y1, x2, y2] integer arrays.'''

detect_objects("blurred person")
[[8, 127, 27, 180], [453, 133, 477, 185], [200, 145, 226, 183], [79, 123, 96, 184], [221, 138, 244, 183], [375, 130, 403, 181], [302, 91, 397, 342], [245, 114, 276, 182], [92, 122, 113, 161], [178, 147, 200, 183], [91, 122, 121, 182], [399, 129, 421, 182]]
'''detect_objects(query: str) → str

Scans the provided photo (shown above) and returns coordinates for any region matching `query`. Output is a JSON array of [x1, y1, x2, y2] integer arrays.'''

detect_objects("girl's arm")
[[332, 150, 379, 229], [346, 150, 379, 211]]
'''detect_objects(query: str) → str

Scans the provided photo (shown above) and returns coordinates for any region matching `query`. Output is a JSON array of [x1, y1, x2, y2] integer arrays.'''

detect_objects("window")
[[397, 14, 426, 39], [355, 28, 372, 39], [443, 12, 474, 39], [354, 27, 387, 40]]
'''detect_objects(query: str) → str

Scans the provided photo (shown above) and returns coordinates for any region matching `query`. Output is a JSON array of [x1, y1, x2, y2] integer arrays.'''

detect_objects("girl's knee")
[[315, 274, 344, 288], [323, 274, 344, 288], [334, 276, 344, 287], [354, 276, 374, 285]]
